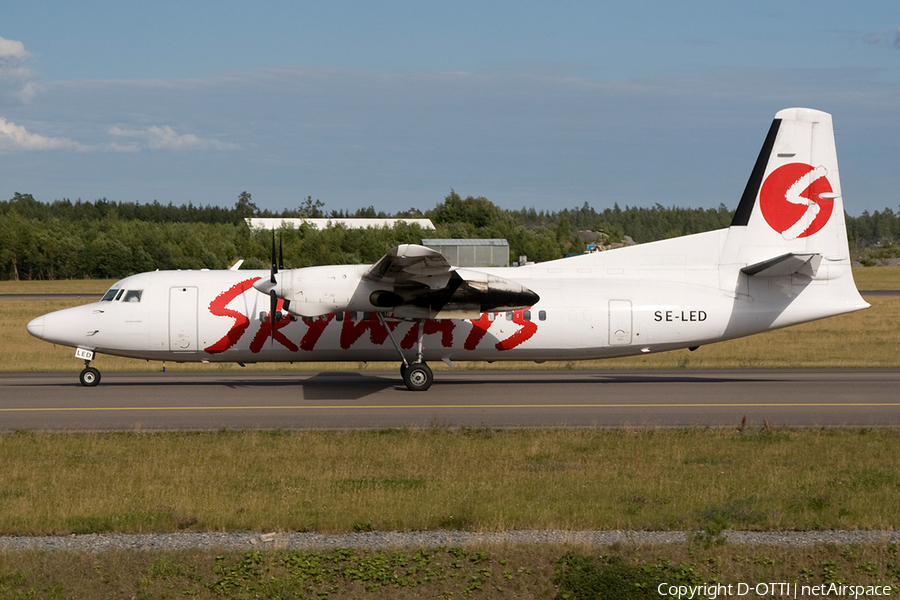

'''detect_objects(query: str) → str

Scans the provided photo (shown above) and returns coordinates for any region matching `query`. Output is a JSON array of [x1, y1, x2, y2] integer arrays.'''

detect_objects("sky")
[[1, 1, 899, 216]]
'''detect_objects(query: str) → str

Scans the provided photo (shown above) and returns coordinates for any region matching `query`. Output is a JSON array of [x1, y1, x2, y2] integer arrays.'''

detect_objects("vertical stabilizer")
[[725, 108, 849, 265], [722, 108, 867, 324]]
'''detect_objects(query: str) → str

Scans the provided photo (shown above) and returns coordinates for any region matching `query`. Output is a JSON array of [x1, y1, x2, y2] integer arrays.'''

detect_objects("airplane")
[[26, 108, 869, 391]]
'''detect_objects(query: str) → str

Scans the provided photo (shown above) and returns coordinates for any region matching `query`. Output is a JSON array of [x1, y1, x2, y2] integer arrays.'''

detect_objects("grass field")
[[847, 266, 900, 290], [1, 543, 898, 599], [1, 428, 899, 536], [2, 428, 900, 597]]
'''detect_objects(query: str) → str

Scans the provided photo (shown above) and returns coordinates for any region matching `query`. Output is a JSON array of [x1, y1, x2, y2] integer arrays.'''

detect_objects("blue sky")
[[1, 1, 898, 215]]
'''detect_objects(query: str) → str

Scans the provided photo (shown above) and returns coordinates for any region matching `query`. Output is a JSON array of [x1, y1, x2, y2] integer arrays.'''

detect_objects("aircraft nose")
[[26, 316, 44, 340]]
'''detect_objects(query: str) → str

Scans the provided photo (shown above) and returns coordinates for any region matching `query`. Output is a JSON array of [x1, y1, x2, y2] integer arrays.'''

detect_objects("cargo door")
[[608, 299, 632, 346], [169, 286, 198, 351]]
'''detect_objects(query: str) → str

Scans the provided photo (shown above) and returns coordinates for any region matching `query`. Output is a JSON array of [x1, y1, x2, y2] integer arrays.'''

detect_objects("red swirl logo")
[[759, 163, 834, 240]]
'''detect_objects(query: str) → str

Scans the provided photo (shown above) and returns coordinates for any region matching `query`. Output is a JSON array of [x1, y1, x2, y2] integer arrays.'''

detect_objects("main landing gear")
[[79, 360, 101, 387], [379, 314, 433, 391], [402, 361, 433, 392]]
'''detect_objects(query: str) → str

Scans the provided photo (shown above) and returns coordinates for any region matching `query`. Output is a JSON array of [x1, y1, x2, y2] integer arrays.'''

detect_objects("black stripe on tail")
[[730, 118, 782, 227]]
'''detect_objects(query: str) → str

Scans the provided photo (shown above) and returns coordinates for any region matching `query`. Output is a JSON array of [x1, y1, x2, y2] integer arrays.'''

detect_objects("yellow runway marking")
[[1, 403, 899, 412]]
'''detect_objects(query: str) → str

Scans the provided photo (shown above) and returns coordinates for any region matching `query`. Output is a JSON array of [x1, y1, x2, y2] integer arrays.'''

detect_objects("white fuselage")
[[29, 227, 867, 366]]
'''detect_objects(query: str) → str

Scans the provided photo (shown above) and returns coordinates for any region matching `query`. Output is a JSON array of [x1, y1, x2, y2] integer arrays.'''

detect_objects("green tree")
[[234, 191, 258, 219], [299, 196, 325, 218]]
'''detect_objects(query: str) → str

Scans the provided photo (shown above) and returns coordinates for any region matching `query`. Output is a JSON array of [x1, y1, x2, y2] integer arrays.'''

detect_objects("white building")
[[244, 217, 435, 230], [421, 238, 510, 267]]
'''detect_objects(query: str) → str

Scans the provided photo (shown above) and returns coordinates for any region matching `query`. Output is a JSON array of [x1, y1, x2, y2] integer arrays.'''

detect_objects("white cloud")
[[0, 114, 238, 156], [108, 125, 240, 151], [0, 37, 27, 59], [863, 32, 884, 45], [0, 37, 37, 103], [863, 29, 900, 50], [0, 117, 85, 153]]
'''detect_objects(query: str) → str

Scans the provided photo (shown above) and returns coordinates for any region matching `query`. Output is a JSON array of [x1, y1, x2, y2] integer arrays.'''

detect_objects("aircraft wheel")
[[399, 363, 408, 378], [403, 362, 433, 392], [79, 367, 101, 387]]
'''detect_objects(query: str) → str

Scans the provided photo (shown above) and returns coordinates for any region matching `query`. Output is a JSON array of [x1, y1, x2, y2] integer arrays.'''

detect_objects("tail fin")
[[725, 107, 849, 265], [723, 108, 867, 318]]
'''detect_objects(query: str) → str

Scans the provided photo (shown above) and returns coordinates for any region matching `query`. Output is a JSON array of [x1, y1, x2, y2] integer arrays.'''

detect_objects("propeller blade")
[[278, 235, 284, 271], [269, 289, 277, 344], [270, 230, 278, 284]]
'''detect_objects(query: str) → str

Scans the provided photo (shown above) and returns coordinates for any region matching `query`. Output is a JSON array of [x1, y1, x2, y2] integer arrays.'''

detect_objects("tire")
[[403, 362, 433, 391], [79, 367, 101, 387]]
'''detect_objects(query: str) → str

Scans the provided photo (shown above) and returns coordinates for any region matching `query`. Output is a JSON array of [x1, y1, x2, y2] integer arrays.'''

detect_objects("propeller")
[[268, 230, 280, 344], [266, 230, 292, 344], [269, 289, 278, 345], [270, 229, 278, 284], [251, 229, 291, 345]]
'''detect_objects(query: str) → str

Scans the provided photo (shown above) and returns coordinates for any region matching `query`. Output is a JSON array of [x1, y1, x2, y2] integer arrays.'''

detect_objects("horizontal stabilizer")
[[741, 253, 820, 277]]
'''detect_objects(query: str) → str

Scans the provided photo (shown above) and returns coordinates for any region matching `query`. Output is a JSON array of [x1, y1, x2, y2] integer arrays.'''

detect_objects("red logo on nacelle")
[[759, 163, 834, 240]]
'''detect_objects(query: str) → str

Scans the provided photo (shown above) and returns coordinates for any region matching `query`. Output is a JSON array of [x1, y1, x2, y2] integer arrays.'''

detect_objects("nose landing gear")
[[79, 360, 101, 387]]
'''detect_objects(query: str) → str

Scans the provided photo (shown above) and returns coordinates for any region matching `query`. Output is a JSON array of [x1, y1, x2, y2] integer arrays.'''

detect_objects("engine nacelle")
[[254, 264, 539, 320], [256, 265, 383, 318]]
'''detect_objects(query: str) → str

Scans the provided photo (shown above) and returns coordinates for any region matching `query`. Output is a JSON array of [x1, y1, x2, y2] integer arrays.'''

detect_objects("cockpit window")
[[101, 289, 120, 302], [122, 290, 143, 303]]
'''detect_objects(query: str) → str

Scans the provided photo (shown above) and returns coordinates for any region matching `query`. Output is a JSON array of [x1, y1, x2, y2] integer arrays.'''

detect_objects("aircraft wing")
[[363, 244, 539, 319], [363, 244, 454, 290]]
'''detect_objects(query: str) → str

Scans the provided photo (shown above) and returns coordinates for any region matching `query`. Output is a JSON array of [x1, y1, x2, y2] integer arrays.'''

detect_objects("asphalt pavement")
[[1, 368, 897, 431]]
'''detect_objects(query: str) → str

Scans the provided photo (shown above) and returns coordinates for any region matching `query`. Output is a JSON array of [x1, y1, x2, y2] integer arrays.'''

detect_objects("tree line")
[[1, 191, 897, 280]]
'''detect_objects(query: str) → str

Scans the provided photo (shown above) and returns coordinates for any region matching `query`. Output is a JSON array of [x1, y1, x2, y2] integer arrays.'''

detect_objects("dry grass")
[[850, 266, 900, 290], [0, 428, 899, 536], [0, 279, 113, 294]]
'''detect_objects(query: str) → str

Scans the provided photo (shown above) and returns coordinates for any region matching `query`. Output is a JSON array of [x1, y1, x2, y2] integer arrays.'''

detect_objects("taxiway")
[[0, 368, 897, 431]]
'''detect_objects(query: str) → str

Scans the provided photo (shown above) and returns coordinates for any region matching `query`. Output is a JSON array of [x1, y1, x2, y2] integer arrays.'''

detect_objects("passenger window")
[[539, 310, 547, 321], [101, 289, 119, 302], [122, 290, 143, 303], [335, 312, 344, 322], [523, 310, 532, 321]]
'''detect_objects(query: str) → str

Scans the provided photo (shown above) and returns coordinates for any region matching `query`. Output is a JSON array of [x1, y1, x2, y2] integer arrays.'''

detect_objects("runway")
[[0, 368, 898, 431]]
